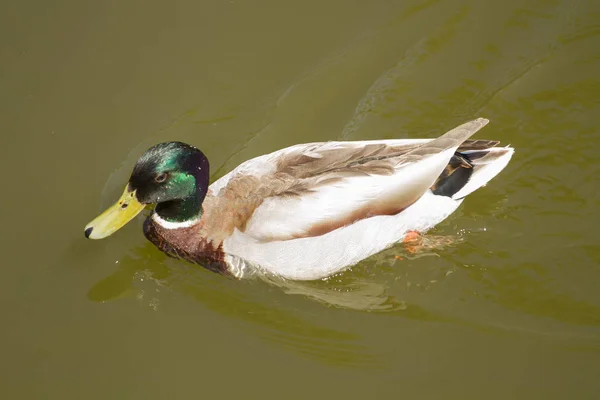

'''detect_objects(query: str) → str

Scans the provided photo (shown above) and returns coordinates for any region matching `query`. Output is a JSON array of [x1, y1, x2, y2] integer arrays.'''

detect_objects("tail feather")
[[451, 146, 514, 199], [401, 118, 490, 161], [458, 139, 500, 151], [431, 144, 514, 199]]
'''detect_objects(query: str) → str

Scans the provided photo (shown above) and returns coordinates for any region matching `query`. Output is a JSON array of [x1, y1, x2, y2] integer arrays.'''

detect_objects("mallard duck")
[[85, 118, 513, 280]]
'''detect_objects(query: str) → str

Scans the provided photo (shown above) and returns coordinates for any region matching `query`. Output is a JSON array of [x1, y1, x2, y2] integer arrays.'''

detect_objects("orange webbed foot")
[[402, 230, 423, 254]]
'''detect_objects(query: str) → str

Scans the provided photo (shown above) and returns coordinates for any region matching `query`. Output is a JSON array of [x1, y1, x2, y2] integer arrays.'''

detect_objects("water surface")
[[1, 0, 599, 398]]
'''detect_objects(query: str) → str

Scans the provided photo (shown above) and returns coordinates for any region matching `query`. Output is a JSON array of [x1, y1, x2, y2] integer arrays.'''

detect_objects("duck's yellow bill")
[[84, 186, 146, 239]]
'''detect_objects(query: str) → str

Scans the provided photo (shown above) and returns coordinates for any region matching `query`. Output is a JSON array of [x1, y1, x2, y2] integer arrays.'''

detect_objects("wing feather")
[[238, 118, 489, 241]]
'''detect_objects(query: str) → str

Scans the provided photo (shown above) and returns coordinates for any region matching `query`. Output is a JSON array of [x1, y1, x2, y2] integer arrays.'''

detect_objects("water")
[[1, 0, 599, 398]]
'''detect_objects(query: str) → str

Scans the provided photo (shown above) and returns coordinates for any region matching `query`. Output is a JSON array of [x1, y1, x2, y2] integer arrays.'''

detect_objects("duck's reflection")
[[87, 243, 392, 367]]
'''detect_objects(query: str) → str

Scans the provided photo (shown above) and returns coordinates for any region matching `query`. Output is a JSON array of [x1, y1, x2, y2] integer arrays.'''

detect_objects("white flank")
[[223, 191, 462, 281], [243, 147, 456, 241]]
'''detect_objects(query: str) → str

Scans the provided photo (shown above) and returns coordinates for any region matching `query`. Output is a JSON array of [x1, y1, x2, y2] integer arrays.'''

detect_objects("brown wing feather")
[[276, 142, 418, 179], [458, 139, 500, 151]]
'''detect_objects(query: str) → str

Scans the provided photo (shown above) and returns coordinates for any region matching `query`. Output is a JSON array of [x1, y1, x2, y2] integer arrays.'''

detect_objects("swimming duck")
[[85, 118, 513, 280]]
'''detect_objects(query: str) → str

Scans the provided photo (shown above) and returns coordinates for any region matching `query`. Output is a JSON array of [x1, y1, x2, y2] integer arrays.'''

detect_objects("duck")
[[85, 118, 514, 281]]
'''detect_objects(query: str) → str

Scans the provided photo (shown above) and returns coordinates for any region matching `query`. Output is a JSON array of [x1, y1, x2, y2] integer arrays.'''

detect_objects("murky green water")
[[2, 0, 599, 398]]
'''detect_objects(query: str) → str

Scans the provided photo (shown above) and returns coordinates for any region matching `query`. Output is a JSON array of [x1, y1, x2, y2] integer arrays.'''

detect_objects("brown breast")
[[142, 217, 230, 275]]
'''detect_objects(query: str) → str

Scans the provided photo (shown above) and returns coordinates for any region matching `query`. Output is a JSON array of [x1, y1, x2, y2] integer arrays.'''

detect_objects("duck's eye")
[[154, 172, 168, 183]]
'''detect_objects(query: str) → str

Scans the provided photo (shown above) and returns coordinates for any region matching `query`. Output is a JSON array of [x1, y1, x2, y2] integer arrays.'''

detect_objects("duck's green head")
[[85, 142, 209, 239]]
